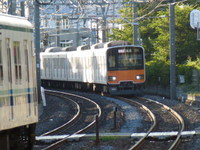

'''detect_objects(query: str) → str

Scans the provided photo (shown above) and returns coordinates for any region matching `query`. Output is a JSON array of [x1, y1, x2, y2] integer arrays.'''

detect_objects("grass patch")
[[89, 135, 126, 142]]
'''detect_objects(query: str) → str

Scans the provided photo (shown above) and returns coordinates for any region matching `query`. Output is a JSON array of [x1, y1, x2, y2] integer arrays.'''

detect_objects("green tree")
[[108, 1, 134, 44], [140, 4, 200, 63], [109, 2, 200, 63]]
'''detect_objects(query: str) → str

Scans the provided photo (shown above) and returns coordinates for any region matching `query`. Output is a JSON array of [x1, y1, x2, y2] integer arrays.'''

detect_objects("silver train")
[[0, 14, 38, 149], [40, 41, 145, 95]]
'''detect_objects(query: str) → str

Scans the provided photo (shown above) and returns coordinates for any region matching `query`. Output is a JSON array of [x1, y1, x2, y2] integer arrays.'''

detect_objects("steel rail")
[[40, 91, 80, 136], [138, 97, 185, 150], [42, 90, 102, 150], [114, 96, 156, 150]]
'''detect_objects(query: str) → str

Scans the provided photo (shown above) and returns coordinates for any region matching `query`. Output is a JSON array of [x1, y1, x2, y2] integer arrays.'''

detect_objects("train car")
[[40, 41, 145, 95], [0, 14, 38, 149]]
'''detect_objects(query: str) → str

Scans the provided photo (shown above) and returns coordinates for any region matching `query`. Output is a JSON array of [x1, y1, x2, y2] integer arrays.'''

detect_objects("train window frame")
[[24, 40, 30, 83], [31, 41, 35, 56], [0, 97, 3, 107], [47, 58, 50, 77], [60, 58, 65, 78], [6, 38, 12, 84], [0, 40, 3, 85], [107, 47, 144, 71], [53, 58, 58, 78], [44, 58, 47, 77], [13, 41, 22, 84]]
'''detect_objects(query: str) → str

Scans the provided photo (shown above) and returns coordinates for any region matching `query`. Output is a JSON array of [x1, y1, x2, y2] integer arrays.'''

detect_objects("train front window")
[[107, 47, 144, 70], [108, 55, 116, 68]]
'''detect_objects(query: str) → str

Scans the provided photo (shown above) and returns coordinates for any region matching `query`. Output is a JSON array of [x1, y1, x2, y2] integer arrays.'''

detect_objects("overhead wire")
[[2, 0, 191, 35]]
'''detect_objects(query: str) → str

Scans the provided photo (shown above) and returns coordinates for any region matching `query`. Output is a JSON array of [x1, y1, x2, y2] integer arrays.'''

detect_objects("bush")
[[145, 59, 199, 87], [177, 64, 193, 84], [145, 60, 170, 87]]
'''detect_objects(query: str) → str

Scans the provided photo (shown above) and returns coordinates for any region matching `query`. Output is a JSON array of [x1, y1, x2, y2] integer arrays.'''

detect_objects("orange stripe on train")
[[108, 70, 145, 84]]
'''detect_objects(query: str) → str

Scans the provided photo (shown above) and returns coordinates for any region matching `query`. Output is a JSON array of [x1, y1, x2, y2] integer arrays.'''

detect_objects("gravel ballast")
[[36, 90, 200, 150]]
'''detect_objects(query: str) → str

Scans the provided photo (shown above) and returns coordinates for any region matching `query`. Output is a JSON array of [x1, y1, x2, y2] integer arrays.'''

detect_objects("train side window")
[[48, 58, 51, 77], [0, 40, 3, 85], [24, 40, 29, 83], [57, 57, 59, 77], [0, 98, 3, 107], [44, 58, 47, 77], [60, 58, 64, 78], [6, 39, 12, 83], [53, 58, 57, 77], [46, 58, 49, 77], [13, 41, 22, 84]]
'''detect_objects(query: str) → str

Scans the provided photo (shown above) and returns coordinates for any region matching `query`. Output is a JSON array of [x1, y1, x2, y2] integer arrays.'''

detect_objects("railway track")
[[35, 90, 186, 150], [117, 96, 184, 150], [35, 90, 102, 150], [40, 91, 80, 136]]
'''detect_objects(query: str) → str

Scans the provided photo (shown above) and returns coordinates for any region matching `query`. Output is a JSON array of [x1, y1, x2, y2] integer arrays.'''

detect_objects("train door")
[[6, 38, 14, 120]]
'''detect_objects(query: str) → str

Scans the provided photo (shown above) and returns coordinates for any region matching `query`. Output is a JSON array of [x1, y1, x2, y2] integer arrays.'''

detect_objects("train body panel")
[[41, 50, 108, 84], [41, 53, 53, 80], [0, 88, 38, 130], [108, 69, 145, 84], [93, 49, 107, 84], [41, 41, 145, 95], [0, 14, 38, 149], [68, 51, 86, 82]]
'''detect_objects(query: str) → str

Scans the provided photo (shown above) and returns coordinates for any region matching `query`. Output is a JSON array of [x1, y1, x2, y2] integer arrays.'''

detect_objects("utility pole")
[[34, 1, 41, 102], [56, 5, 60, 47], [76, 19, 80, 46], [20, 1, 25, 17], [112, 0, 115, 29], [102, 6, 107, 43], [8, 0, 16, 15], [34, 0, 52, 102], [133, 1, 138, 45], [99, 0, 110, 43], [97, 19, 99, 43], [169, 0, 176, 100]]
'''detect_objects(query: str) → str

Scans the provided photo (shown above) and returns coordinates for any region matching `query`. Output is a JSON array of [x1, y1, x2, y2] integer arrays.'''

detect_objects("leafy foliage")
[[146, 60, 170, 87], [140, 4, 200, 63], [109, 2, 200, 63], [146, 59, 199, 87], [109, 1, 200, 87]]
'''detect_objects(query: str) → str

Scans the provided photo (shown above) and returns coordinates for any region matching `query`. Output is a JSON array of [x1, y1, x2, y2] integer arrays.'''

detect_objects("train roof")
[[44, 46, 77, 53], [0, 13, 33, 31], [91, 43, 104, 49], [44, 47, 62, 52], [105, 41, 132, 48], [62, 46, 77, 51], [91, 41, 132, 50], [77, 45, 91, 51], [43, 41, 135, 53]]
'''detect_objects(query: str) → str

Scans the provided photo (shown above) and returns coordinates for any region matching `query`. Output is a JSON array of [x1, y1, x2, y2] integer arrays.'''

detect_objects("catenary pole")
[[133, 1, 138, 45], [8, 0, 16, 15], [56, 5, 60, 47], [20, 1, 25, 17], [169, 0, 176, 100], [34, 1, 41, 102]]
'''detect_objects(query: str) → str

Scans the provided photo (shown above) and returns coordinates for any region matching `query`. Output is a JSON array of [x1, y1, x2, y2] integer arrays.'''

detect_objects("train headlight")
[[108, 76, 117, 81], [136, 75, 144, 80]]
